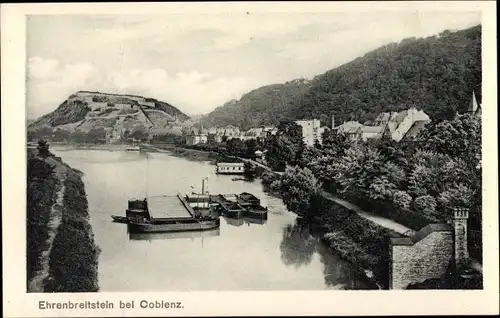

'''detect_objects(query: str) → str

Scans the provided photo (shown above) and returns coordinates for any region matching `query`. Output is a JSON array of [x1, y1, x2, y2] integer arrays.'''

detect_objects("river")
[[51, 148, 377, 291]]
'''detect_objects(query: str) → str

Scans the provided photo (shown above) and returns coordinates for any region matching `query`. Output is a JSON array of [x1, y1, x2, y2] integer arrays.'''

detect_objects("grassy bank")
[[26, 150, 58, 287], [309, 195, 401, 288], [46, 162, 100, 292], [27, 148, 100, 292]]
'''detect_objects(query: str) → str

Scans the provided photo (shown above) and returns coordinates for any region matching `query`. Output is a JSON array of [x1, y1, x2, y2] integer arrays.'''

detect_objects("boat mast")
[[145, 153, 149, 199]]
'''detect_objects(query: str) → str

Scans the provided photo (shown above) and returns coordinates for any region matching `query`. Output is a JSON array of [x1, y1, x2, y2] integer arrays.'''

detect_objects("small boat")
[[111, 215, 129, 223], [238, 192, 261, 205], [217, 201, 245, 219], [126, 145, 140, 151], [243, 204, 268, 220], [231, 177, 247, 181]]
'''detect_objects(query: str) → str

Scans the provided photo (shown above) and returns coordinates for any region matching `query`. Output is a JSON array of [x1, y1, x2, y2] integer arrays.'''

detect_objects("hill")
[[290, 25, 481, 124], [28, 91, 190, 139], [204, 25, 481, 128], [201, 78, 312, 130]]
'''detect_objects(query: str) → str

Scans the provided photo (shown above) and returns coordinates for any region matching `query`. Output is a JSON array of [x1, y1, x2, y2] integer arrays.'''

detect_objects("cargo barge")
[[113, 193, 220, 233]]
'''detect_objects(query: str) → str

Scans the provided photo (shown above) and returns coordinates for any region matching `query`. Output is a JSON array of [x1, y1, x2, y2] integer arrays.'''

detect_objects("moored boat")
[[128, 217, 220, 233], [111, 215, 129, 223], [243, 204, 268, 220], [126, 145, 140, 151]]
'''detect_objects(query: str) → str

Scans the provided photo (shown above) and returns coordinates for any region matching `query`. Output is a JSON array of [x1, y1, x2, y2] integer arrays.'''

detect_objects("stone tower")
[[453, 207, 469, 269]]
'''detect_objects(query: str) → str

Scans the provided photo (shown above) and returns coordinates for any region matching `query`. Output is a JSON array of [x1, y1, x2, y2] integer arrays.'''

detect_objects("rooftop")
[[217, 162, 244, 166], [391, 223, 452, 246]]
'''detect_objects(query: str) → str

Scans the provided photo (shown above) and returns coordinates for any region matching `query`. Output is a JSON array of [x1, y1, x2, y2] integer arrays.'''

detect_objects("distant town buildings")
[[185, 128, 207, 145], [335, 108, 431, 142], [295, 119, 328, 147]]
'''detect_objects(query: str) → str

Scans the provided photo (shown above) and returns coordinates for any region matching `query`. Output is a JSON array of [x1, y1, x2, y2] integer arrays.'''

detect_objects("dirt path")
[[27, 158, 67, 292]]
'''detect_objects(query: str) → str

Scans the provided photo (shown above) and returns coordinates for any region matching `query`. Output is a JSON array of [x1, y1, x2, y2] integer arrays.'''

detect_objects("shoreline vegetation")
[[27, 143, 100, 292]]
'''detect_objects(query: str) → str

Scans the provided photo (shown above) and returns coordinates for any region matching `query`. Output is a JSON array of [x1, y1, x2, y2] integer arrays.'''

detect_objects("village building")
[[185, 128, 207, 145], [389, 207, 472, 289], [335, 108, 431, 142], [295, 119, 327, 147], [262, 126, 278, 138], [207, 132, 223, 144], [241, 127, 265, 141], [217, 125, 241, 140]]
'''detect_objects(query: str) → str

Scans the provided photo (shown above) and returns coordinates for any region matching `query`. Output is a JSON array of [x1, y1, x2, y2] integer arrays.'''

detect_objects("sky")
[[26, 11, 481, 119]]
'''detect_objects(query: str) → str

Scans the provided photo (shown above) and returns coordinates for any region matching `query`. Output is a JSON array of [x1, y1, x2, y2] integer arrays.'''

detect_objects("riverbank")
[[27, 148, 100, 292], [50, 142, 134, 152], [142, 143, 220, 162]]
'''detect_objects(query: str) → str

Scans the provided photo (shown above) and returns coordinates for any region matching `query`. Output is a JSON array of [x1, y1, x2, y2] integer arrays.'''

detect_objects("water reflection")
[[279, 217, 318, 269], [223, 216, 267, 227], [128, 227, 221, 242], [317, 243, 379, 290], [223, 216, 244, 227]]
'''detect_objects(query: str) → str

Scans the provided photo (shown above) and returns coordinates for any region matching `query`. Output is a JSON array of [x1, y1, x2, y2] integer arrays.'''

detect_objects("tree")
[[280, 166, 322, 218], [265, 121, 304, 171], [52, 129, 71, 142], [69, 131, 87, 144], [414, 195, 438, 218], [129, 126, 148, 141], [332, 143, 384, 200], [438, 184, 474, 214], [321, 129, 350, 157], [86, 128, 107, 144], [37, 140, 50, 158], [244, 138, 259, 159], [226, 138, 247, 157], [393, 190, 412, 211], [419, 114, 481, 170]]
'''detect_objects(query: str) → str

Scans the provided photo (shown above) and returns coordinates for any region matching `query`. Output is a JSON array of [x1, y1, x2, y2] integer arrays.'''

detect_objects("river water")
[[51, 148, 376, 291]]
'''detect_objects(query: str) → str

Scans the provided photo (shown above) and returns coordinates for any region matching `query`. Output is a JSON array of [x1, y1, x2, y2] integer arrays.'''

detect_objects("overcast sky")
[[26, 11, 480, 118]]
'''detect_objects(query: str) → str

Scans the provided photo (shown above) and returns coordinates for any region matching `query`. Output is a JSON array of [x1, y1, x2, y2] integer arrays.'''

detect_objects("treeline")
[[47, 167, 100, 292], [179, 137, 265, 161], [201, 80, 312, 130], [264, 113, 482, 263], [203, 25, 481, 128], [28, 126, 152, 144], [290, 25, 481, 124], [26, 147, 57, 287]]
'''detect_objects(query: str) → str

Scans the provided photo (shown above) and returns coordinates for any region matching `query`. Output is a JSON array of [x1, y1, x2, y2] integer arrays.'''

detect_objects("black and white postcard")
[[2, 1, 498, 317]]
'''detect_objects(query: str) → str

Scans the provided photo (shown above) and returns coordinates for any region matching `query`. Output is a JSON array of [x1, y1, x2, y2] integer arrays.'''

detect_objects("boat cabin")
[[126, 199, 151, 220], [221, 194, 238, 202], [216, 162, 245, 174], [238, 192, 261, 205], [185, 194, 211, 209]]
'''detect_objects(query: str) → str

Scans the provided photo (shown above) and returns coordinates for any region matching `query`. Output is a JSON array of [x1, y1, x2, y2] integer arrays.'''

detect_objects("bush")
[[92, 95, 108, 103], [47, 169, 100, 292], [414, 195, 438, 218], [26, 158, 57, 287], [393, 190, 412, 210]]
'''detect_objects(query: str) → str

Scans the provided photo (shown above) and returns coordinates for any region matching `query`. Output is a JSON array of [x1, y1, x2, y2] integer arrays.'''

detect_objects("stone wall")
[[390, 231, 453, 289]]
